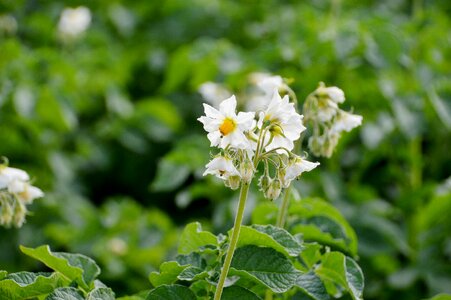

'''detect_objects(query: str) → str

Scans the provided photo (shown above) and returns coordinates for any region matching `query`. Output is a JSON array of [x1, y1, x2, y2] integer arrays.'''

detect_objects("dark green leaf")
[[230, 245, 301, 293], [146, 284, 196, 300], [0, 272, 66, 300], [236, 225, 303, 257], [45, 287, 84, 300], [222, 285, 262, 300]]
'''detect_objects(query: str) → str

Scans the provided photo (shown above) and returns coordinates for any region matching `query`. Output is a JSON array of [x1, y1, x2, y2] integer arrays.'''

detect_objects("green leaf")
[[149, 261, 187, 287], [289, 198, 358, 256], [151, 159, 190, 192], [87, 287, 116, 300], [0, 272, 66, 300], [236, 225, 303, 257], [20, 245, 100, 291], [146, 284, 196, 300], [315, 252, 364, 300], [230, 245, 301, 293], [299, 243, 323, 271], [222, 285, 262, 300], [295, 271, 330, 300], [178, 222, 218, 255], [161, 46, 192, 93], [424, 294, 451, 300], [176, 252, 206, 269], [177, 266, 208, 281], [45, 287, 84, 300], [0, 271, 7, 280]]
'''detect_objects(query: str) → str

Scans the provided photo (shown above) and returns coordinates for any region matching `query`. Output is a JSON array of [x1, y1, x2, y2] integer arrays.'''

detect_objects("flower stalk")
[[214, 181, 251, 300]]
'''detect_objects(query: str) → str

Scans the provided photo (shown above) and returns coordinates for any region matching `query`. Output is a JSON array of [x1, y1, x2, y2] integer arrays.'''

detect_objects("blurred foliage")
[[0, 0, 450, 299]]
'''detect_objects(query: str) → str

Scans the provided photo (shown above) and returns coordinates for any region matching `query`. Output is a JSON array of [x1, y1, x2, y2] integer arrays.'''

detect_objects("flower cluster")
[[0, 159, 44, 228], [198, 80, 319, 200], [303, 82, 363, 157]]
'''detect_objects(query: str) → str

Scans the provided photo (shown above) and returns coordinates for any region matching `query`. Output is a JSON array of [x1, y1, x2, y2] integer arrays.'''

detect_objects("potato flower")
[[198, 95, 255, 150]]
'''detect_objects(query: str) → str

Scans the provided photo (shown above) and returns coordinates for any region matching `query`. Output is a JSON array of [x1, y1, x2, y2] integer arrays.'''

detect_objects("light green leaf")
[[87, 287, 115, 300], [175, 252, 206, 269], [315, 252, 364, 300], [424, 294, 451, 300], [20, 245, 100, 291], [236, 225, 303, 257], [151, 159, 190, 192], [222, 285, 262, 300], [230, 245, 301, 293], [145, 284, 196, 300], [177, 266, 208, 281], [0, 272, 66, 300], [149, 261, 187, 287], [45, 287, 84, 300], [299, 243, 323, 271], [0, 271, 7, 280], [178, 222, 218, 254], [289, 198, 358, 256], [295, 271, 330, 300]]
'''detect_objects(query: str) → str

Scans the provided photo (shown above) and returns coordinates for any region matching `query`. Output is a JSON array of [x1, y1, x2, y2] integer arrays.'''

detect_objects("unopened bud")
[[225, 175, 241, 190], [239, 160, 254, 184], [264, 179, 282, 201], [258, 175, 270, 192], [13, 200, 27, 228]]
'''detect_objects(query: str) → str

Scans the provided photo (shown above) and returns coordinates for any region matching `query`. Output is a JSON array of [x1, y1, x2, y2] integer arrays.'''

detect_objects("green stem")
[[214, 182, 251, 300], [276, 186, 291, 228]]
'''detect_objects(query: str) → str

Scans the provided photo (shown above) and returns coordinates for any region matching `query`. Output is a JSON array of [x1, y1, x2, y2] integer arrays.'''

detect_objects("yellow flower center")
[[219, 118, 236, 136]]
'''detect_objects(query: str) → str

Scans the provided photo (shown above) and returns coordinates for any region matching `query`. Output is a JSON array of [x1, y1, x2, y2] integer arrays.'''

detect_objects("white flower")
[[283, 157, 320, 186], [317, 84, 345, 104], [256, 74, 284, 95], [0, 167, 29, 190], [260, 90, 305, 152], [316, 99, 338, 122], [58, 6, 91, 37], [198, 82, 232, 108], [325, 86, 345, 103], [8, 180, 44, 204], [330, 111, 363, 133], [198, 95, 255, 150], [203, 156, 240, 180]]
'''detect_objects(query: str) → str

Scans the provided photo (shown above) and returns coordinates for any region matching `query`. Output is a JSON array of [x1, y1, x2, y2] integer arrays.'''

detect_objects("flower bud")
[[264, 179, 282, 201], [225, 175, 241, 190], [239, 160, 254, 184], [0, 198, 13, 226], [258, 175, 270, 192], [13, 201, 27, 228]]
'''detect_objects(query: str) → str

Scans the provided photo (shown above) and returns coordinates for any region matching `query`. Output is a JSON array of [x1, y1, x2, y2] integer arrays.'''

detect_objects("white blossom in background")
[[304, 82, 363, 157], [330, 111, 363, 134], [0, 161, 44, 228], [198, 82, 232, 108], [0, 14, 18, 35], [58, 6, 91, 38], [198, 95, 254, 150]]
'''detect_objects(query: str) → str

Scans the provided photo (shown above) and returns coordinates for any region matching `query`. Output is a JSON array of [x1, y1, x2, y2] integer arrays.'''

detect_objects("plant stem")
[[214, 182, 251, 300], [276, 186, 291, 228]]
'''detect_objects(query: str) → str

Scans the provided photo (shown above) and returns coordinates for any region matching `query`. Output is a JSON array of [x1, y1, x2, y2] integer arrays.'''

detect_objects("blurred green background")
[[0, 0, 450, 299]]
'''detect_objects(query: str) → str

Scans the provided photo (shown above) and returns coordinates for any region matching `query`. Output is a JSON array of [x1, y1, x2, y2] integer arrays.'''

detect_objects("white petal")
[[219, 95, 237, 117], [326, 87, 345, 103], [207, 131, 222, 147], [236, 111, 255, 131]]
